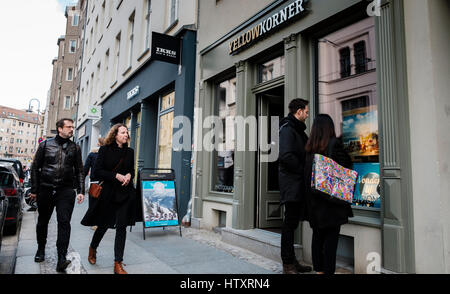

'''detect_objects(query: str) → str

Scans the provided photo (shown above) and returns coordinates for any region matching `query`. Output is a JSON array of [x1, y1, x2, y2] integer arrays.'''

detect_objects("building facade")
[[191, 0, 450, 274], [75, 0, 198, 219], [44, 4, 83, 138], [0, 106, 43, 167]]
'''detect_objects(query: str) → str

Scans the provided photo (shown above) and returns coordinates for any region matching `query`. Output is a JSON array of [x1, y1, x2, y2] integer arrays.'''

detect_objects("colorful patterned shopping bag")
[[311, 154, 358, 204]]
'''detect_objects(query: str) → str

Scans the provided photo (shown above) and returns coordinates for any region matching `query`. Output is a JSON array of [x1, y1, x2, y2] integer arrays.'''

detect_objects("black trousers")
[[311, 226, 341, 274], [36, 187, 76, 256], [281, 202, 302, 264], [90, 226, 127, 262]]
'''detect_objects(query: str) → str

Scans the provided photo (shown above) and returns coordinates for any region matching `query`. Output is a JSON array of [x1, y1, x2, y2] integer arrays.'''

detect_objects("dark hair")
[[56, 118, 74, 130], [305, 114, 336, 154], [288, 98, 309, 114]]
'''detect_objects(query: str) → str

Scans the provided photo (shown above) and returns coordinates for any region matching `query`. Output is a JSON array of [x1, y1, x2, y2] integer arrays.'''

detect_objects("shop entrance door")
[[257, 86, 284, 229]]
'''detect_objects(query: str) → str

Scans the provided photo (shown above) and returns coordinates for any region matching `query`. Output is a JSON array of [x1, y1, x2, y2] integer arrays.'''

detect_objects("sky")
[[0, 0, 77, 113]]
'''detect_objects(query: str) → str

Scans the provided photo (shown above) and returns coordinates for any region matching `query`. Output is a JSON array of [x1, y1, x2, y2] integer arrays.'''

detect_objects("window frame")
[[155, 90, 176, 169]]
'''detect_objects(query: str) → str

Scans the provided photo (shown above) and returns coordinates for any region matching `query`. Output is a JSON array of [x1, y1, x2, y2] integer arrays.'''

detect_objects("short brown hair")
[[56, 118, 74, 130], [103, 123, 129, 146]]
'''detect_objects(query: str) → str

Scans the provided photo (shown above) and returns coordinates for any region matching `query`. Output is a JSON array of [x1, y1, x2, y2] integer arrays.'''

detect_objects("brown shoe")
[[283, 263, 299, 274], [114, 261, 128, 274], [88, 247, 97, 265]]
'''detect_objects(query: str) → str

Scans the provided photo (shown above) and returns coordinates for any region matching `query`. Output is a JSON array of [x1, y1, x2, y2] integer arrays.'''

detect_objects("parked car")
[[0, 159, 25, 184], [0, 188, 8, 252], [0, 163, 24, 235]]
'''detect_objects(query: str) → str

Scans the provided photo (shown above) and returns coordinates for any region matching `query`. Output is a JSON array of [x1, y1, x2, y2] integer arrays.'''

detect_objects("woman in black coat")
[[81, 123, 137, 274], [304, 114, 353, 275]]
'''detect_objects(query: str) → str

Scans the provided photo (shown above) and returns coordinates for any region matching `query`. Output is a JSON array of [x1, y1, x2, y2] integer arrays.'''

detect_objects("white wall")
[[404, 0, 450, 274]]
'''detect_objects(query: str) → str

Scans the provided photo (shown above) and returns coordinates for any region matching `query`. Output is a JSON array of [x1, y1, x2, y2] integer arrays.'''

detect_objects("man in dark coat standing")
[[30, 118, 85, 273], [278, 98, 312, 274]]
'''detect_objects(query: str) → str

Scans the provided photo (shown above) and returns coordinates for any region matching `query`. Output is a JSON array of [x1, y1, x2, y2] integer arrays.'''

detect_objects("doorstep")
[[221, 227, 302, 263]]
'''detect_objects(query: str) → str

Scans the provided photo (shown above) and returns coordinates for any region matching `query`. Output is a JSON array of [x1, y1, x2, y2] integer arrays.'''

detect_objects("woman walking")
[[81, 124, 137, 274], [84, 138, 105, 231], [304, 114, 353, 275]]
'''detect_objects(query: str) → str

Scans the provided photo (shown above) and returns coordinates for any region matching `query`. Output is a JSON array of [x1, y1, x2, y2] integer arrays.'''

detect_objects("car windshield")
[[0, 171, 14, 187]]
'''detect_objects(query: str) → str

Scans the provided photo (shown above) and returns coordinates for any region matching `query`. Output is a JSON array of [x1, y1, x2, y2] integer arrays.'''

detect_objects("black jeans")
[[90, 226, 127, 262], [311, 226, 341, 274], [281, 202, 303, 264], [36, 187, 76, 256]]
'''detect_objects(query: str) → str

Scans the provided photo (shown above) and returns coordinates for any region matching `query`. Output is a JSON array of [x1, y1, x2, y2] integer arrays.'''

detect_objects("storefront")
[[193, 0, 419, 273], [92, 29, 196, 219]]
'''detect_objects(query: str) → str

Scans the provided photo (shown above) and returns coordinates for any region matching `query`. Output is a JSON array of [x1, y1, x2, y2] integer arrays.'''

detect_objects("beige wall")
[[404, 0, 450, 274], [0, 108, 42, 166], [197, 0, 273, 51], [45, 4, 82, 137]]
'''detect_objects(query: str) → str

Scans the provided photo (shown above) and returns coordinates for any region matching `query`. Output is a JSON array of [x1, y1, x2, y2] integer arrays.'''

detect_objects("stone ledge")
[[221, 227, 302, 263]]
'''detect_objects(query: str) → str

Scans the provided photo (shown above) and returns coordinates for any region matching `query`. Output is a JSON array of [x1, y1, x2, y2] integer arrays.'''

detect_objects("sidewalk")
[[14, 199, 281, 274]]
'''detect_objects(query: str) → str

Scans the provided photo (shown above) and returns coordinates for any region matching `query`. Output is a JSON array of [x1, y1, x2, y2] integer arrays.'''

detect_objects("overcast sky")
[[0, 0, 77, 113]]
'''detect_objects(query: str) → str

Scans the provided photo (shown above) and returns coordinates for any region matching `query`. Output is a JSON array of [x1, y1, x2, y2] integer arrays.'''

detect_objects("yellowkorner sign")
[[229, 0, 307, 55]]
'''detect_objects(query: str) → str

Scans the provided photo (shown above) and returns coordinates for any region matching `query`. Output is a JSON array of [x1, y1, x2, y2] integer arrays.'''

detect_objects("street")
[[10, 198, 282, 275]]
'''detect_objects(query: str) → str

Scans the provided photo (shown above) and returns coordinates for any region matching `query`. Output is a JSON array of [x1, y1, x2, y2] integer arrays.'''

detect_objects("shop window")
[[157, 91, 175, 169], [259, 55, 285, 83], [212, 77, 236, 193], [317, 17, 380, 210], [161, 91, 175, 111]]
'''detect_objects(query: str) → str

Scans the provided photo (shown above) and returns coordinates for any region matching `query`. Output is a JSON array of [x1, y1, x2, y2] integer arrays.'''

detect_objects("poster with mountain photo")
[[342, 108, 379, 161], [141, 180, 179, 228]]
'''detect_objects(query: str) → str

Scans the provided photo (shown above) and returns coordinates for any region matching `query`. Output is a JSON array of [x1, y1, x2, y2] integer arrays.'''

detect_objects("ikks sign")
[[229, 0, 308, 55], [127, 85, 140, 100], [152, 32, 181, 65]]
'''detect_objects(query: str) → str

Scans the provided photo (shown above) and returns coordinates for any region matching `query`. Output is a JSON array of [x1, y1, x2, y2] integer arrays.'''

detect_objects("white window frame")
[[72, 13, 79, 26], [69, 40, 77, 53], [170, 0, 179, 25], [66, 67, 74, 81], [128, 12, 135, 68], [144, 0, 152, 50], [64, 96, 71, 109]]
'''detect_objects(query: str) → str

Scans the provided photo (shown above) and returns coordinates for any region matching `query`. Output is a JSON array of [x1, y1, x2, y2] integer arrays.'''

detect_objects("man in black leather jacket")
[[30, 118, 85, 273]]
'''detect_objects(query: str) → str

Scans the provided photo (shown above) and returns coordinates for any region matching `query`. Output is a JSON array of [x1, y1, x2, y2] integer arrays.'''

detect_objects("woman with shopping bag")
[[304, 114, 354, 275]]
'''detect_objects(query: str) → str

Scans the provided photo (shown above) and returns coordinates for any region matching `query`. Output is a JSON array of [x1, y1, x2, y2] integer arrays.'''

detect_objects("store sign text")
[[229, 0, 307, 55], [127, 86, 140, 100]]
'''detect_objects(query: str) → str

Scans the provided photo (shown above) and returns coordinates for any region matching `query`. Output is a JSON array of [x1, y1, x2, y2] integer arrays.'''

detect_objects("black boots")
[[56, 253, 71, 273], [34, 248, 45, 263], [283, 260, 312, 274], [294, 260, 312, 273]]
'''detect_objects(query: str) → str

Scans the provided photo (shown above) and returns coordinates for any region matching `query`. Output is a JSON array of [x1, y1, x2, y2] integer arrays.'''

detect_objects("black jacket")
[[84, 151, 99, 181], [30, 135, 84, 194], [278, 113, 309, 210], [304, 137, 354, 229], [81, 142, 140, 228]]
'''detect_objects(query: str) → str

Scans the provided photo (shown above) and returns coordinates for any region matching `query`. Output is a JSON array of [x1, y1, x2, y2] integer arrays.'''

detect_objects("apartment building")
[[76, 0, 197, 219], [0, 106, 43, 167], [44, 3, 84, 137], [191, 0, 450, 274]]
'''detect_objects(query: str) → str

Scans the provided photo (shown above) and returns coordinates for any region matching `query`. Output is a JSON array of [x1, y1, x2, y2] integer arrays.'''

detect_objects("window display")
[[317, 17, 380, 209], [212, 77, 236, 193]]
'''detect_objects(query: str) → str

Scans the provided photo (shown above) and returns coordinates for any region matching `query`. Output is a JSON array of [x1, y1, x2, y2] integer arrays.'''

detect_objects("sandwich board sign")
[[139, 168, 182, 239]]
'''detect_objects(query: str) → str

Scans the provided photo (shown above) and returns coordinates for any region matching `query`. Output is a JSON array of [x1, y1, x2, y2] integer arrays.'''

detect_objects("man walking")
[[30, 118, 85, 273], [279, 98, 312, 274]]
